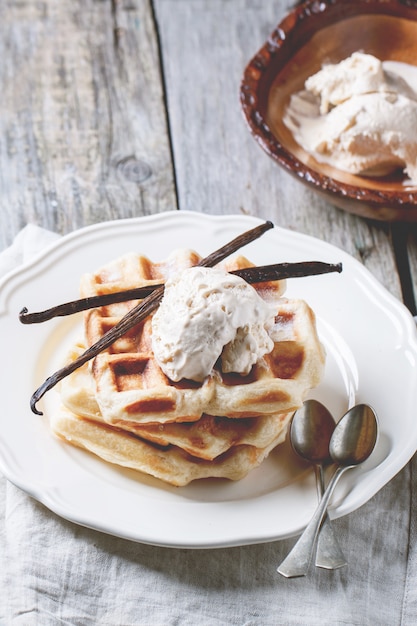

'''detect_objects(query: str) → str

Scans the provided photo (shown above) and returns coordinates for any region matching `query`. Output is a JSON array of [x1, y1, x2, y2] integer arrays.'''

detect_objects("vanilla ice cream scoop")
[[284, 52, 417, 182], [151, 266, 277, 382]]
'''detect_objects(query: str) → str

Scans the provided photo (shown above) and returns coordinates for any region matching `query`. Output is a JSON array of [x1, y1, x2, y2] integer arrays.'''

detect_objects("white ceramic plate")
[[1, 211, 417, 548]]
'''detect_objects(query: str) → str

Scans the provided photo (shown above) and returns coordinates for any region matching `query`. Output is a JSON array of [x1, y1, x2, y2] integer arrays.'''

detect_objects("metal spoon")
[[290, 400, 347, 570], [278, 403, 378, 578]]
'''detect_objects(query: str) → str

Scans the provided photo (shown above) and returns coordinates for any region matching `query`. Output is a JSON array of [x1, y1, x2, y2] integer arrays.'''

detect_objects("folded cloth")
[[0, 224, 61, 277], [0, 225, 417, 626]]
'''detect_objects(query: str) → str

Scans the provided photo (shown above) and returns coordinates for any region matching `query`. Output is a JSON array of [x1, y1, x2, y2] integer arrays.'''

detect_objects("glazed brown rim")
[[240, 0, 417, 212]]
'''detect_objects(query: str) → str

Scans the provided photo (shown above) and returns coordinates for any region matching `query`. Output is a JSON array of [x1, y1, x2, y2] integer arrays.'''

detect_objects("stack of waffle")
[[51, 250, 325, 486]]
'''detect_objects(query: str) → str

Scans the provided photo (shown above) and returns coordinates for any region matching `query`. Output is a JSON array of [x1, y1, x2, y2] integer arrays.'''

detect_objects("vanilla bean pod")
[[19, 287, 157, 323], [233, 261, 342, 283]]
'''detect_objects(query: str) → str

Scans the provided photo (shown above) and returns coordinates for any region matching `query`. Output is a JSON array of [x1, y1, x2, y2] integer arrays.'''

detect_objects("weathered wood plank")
[[0, 0, 410, 306], [0, 0, 175, 251], [154, 0, 403, 301], [404, 225, 417, 314]]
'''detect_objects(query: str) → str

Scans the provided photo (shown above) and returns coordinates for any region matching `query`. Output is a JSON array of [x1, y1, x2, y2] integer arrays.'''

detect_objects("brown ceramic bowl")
[[240, 0, 417, 221]]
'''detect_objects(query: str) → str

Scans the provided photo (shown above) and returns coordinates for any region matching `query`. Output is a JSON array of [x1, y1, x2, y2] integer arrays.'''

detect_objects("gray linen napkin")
[[0, 225, 416, 626]]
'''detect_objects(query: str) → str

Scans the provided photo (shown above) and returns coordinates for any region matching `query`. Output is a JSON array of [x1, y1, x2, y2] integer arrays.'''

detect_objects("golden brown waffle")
[[50, 406, 285, 487], [60, 343, 293, 461], [80, 250, 324, 425]]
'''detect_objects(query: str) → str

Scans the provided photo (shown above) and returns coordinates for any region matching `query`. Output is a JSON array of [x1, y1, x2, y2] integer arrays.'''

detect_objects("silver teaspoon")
[[278, 404, 378, 578], [290, 400, 347, 570]]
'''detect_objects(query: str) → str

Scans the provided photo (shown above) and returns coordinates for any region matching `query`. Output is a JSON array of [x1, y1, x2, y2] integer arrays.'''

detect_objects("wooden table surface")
[[1, 1, 417, 622], [2, 0, 416, 313]]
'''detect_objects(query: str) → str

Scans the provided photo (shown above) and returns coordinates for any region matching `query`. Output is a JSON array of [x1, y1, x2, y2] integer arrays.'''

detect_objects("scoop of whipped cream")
[[151, 266, 276, 382], [284, 52, 417, 182]]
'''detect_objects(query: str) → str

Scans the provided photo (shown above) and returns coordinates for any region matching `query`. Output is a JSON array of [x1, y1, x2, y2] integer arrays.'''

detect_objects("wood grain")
[[0, 0, 176, 251], [0, 0, 413, 307]]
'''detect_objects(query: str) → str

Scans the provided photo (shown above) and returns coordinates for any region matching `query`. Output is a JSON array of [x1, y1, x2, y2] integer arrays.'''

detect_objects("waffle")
[[80, 250, 325, 425], [50, 406, 285, 487], [60, 343, 293, 461]]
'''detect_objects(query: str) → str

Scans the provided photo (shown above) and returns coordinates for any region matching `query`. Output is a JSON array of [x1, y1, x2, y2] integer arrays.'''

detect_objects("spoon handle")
[[277, 465, 349, 578], [315, 465, 347, 570]]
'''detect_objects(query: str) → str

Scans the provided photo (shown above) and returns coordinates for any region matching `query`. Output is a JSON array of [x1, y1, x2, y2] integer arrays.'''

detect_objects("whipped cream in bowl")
[[283, 52, 417, 185], [241, 3, 417, 219]]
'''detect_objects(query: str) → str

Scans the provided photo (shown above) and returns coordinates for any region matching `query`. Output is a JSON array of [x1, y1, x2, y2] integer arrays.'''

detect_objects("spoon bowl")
[[290, 399, 335, 464], [330, 403, 378, 466]]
